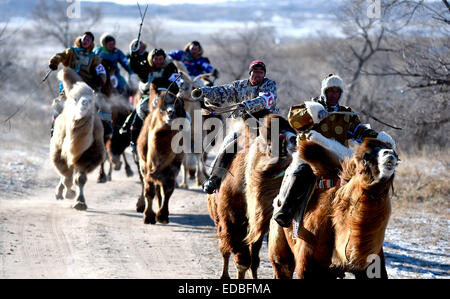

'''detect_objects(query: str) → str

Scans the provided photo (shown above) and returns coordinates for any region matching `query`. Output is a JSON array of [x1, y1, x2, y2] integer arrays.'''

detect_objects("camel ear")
[[57, 68, 82, 94]]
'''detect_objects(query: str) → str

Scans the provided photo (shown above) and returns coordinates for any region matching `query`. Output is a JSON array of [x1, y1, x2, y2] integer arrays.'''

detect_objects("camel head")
[[57, 68, 95, 120], [354, 138, 398, 183], [152, 88, 186, 126]]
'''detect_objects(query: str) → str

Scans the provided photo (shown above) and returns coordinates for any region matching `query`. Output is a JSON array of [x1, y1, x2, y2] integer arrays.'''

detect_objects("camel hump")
[[298, 141, 342, 178], [57, 67, 83, 93]]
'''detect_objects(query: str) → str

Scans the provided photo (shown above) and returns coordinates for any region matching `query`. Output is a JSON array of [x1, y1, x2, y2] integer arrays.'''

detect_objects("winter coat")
[[49, 37, 107, 89], [138, 52, 181, 95], [199, 77, 279, 119], [93, 46, 133, 77], [128, 50, 151, 83], [288, 96, 378, 146]]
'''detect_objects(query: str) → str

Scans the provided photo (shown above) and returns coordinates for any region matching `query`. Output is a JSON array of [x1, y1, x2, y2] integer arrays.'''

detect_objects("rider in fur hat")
[[93, 33, 133, 95], [168, 40, 219, 79], [273, 74, 396, 228], [120, 48, 182, 155], [192, 60, 279, 194]]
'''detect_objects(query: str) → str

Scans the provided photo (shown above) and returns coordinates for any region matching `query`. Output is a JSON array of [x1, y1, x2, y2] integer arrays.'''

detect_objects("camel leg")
[[97, 161, 107, 183], [220, 251, 231, 279], [122, 153, 134, 177], [135, 161, 146, 213], [353, 248, 388, 279], [249, 238, 264, 279], [55, 177, 65, 200], [195, 154, 207, 187], [234, 251, 251, 279], [143, 179, 156, 224], [63, 174, 76, 199], [155, 179, 175, 224], [72, 171, 88, 211], [106, 158, 112, 182], [268, 220, 295, 279], [179, 161, 188, 189]]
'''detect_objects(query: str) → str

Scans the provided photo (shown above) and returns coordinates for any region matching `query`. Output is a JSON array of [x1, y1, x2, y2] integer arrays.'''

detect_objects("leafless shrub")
[[31, 0, 102, 48]]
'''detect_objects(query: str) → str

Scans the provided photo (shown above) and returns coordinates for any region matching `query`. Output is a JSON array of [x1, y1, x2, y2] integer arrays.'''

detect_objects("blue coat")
[[93, 46, 133, 76], [168, 50, 214, 77]]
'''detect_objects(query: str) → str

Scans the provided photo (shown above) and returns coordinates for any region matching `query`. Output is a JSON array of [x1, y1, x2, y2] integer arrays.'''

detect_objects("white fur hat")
[[321, 74, 344, 102]]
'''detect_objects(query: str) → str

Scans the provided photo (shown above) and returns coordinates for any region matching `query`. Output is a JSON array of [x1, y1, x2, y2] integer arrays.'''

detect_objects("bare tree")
[[0, 20, 17, 89], [209, 23, 277, 81], [141, 17, 170, 49], [32, 0, 102, 48]]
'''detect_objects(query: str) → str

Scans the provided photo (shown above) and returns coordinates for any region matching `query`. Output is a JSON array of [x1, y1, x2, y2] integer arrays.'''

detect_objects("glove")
[[49, 63, 58, 71], [130, 39, 141, 53], [318, 109, 328, 121], [191, 88, 203, 99], [212, 68, 219, 79]]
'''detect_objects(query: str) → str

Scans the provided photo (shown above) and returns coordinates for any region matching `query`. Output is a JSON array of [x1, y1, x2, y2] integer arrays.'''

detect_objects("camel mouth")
[[382, 156, 397, 170]]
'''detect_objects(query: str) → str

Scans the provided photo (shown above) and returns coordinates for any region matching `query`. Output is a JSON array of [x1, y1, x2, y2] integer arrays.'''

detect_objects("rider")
[[168, 40, 219, 79], [120, 48, 182, 155], [273, 74, 395, 228], [127, 39, 151, 83], [191, 60, 279, 194], [48, 32, 111, 137], [93, 33, 133, 95]]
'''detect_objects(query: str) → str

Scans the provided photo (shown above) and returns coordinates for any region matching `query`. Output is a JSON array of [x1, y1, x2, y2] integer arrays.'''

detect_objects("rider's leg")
[[273, 155, 317, 228], [202, 131, 239, 194], [129, 95, 149, 154]]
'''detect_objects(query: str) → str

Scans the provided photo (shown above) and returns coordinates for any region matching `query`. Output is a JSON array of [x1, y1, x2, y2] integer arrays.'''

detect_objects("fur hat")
[[321, 74, 344, 102], [249, 60, 266, 74], [148, 48, 167, 68], [183, 41, 203, 59], [74, 36, 94, 52], [82, 32, 94, 41], [100, 33, 115, 48], [129, 38, 147, 53]]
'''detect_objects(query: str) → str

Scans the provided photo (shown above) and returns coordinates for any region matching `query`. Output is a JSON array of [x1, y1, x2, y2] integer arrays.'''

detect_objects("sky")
[[83, 0, 241, 5]]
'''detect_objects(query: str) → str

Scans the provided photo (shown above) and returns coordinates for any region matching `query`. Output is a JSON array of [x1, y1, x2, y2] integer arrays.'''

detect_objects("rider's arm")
[[240, 79, 277, 113], [92, 56, 107, 85], [347, 113, 378, 142], [49, 48, 73, 68], [118, 50, 133, 74], [167, 50, 184, 61], [199, 82, 240, 105]]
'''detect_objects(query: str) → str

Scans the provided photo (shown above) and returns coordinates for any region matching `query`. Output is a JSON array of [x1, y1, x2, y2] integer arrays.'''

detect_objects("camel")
[[206, 114, 297, 278], [268, 137, 398, 278], [135, 86, 187, 224], [96, 60, 134, 183], [97, 95, 134, 182], [173, 61, 216, 189], [50, 68, 105, 210]]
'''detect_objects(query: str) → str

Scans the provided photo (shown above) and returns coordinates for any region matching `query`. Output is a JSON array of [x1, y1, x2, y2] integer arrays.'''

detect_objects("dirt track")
[[0, 150, 448, 279], [0, 153, 273, 279]]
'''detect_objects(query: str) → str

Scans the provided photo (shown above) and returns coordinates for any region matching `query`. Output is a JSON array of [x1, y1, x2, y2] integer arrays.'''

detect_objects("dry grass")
[[391, 148, 449, 214]]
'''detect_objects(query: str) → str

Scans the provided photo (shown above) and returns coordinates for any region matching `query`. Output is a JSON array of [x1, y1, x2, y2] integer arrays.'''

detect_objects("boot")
[[119, 110, 137, 135], [273, 162, 316, 228], [130, 114, 143, 162], [202, 136, 238, 194]]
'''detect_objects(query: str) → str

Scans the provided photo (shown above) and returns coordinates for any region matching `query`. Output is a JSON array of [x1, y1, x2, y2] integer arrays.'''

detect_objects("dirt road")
[[0, 154, 274, 279], [0, 151, 448, 279]]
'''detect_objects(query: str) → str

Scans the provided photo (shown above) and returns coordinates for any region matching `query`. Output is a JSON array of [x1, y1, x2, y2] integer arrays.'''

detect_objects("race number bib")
[[259, 91, 275, 108], [95, 64, 106, 75], [168, 73, 182, 87]]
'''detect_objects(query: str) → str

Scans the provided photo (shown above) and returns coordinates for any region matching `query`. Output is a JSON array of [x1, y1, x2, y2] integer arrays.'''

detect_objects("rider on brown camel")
[[273, 74, 396, 228], [120, 48, 181, 155], [191, 60, 279, 194]]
